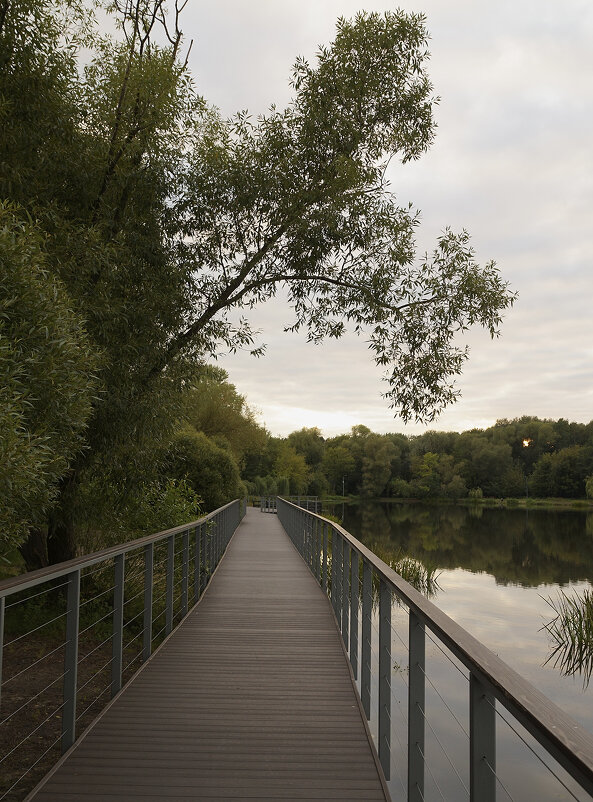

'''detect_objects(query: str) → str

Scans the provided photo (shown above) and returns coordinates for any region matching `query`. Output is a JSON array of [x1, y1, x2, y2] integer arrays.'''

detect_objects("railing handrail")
[[0, 499, 241, 599], [277, 497, 593, 796]]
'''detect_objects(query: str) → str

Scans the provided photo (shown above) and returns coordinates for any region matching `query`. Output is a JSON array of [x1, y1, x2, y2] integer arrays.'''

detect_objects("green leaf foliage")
[[1, 1, 516, 563], [167, 428, 245, 512], [0, 203, 99, 550]]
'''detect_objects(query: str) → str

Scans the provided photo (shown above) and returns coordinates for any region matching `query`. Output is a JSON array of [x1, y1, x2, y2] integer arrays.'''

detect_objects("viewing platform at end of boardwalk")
[[27, 507, 390, 802]]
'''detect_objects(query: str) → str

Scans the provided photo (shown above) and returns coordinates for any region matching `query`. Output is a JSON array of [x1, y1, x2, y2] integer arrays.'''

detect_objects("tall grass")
[[542, 589, 593, 686]]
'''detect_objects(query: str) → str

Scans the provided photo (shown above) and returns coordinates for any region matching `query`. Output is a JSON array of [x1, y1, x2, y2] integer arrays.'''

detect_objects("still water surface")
[[324, 501, 593, 801]]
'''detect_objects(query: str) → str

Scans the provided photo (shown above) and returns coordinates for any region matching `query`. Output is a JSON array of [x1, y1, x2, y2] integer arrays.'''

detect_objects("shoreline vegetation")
[[321, 494, 593, 511]]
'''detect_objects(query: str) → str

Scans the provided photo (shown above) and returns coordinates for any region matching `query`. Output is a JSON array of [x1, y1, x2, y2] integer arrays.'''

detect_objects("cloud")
[[185, 1, 593, 437]]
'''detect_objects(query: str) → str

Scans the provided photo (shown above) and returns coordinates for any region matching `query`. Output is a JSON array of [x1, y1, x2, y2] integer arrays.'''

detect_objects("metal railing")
[[277, 497, 593, 801], [259, 496, 278, 513], [259, 495, 320, 513], [0, 498, 246, 801]]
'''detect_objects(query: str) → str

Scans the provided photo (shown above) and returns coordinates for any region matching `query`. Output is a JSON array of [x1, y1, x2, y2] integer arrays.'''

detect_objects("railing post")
[[194, 525, 201, 603], [335, 534, 343, 624], [361, 560, 372, 719], [143, 543, 154, 662], [342, 541, 350, 650], [408, 610, 425, 801], [322, 522, 328, 592], [62, 568, 80, 753], [330, 527, 336, 610], [111, 554, 125, 698], [166, 534, 175, 635], [200, 525, 207, 594], [379, 579, 391, 780], [470, 672, 496, 802], [350, 549, 359, 679], [0, 596, 4, 713], [210, 520, 216, 572], [181, 529, 189, 617]]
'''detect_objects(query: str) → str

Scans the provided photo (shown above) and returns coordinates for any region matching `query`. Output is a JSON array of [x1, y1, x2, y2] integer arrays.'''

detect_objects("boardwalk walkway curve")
[[26, 507, 390, 801]]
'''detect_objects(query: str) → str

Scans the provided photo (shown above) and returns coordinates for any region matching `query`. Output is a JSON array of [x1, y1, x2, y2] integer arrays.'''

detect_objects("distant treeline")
[[242, 416, 593, 500]]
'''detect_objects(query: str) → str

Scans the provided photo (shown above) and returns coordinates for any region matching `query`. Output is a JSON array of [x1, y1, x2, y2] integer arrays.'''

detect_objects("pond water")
[[323, 500, 593, 801]]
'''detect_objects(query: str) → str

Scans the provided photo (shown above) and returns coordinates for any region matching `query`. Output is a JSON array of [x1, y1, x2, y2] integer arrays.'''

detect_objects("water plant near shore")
[[542, 588, 593, 686]]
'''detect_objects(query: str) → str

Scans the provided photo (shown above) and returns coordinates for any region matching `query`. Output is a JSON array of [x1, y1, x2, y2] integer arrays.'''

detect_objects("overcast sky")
[[183, 0, 593, 438]]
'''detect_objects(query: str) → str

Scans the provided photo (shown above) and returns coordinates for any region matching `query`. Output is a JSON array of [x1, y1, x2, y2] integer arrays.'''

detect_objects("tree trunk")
[[19, 527, 49, 571], [20, 472, 80, 570]]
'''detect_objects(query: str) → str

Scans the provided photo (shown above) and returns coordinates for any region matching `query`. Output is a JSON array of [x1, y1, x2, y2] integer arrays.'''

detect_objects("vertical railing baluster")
[[112, 554, 125, 698], [0, 596, 4, 713], [408, 610, 425, 801], [181, 530, 189, 617], [361, 560, 372, 719], [330, 527, 336, 611], [201, 525, 207, 594], [379, 579, 391, 780], [206, 523, 211, 580], [62, 568, 80, 753], [470, 672, 496, 802], [215, 515, 219, 561], [313, 518, 318, 580], [350, 549, 359, 679], [214, 513, 219, 565], [143, 543, 154, 662], [166, 534, 175, 635], [194, 525, 201, 603], [336, 534, 343, 624], [322, 522, 328, 592], [342, 541, 350, 650]]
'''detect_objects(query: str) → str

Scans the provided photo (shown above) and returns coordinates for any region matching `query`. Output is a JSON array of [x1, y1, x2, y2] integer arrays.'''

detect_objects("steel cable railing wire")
[[424, 627, 469, 682], [386, 718, 408, 799], [417, 661, 469, 739], [0, 730, 63, 801], [75, 681, 112, 724], [79, 559, 115, 580], [78, 583, 116, 608], [1, 640, 67, 687], [415, 698, 469, 796], [0, 698, 66, 768], [75, 656, 114, 696], [122, 648, 144, 675], [4, 580, 70, 610], [77, 607, 115, 637], [416, 740, 448, 802], [76, 632, 113, 666], [340, 547, 468, 800], [483, 754, 516, 802], [0, 667, 67, 728], [3, 610, 68, 648], [121, 607, 145, 630], [0, 501, 241, 801], [486, 697, 583, 802]]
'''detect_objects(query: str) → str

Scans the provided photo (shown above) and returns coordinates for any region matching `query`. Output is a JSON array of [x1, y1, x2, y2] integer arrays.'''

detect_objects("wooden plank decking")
[[28, 507, 390, 801]]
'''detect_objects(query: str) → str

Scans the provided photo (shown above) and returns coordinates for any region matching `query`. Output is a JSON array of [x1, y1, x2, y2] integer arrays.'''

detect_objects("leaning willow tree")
[[0, 0, 514, 562]]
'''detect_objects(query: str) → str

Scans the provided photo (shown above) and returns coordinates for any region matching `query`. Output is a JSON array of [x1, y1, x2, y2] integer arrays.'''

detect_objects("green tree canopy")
[[0, 204, 98, 554], [2, 1, 515, 562], [183, 366, 268, 465]]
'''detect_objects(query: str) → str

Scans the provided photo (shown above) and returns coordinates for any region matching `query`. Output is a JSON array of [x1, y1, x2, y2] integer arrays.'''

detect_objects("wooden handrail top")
[[278, 497, 593, 794], [0, 500, 240, 599]]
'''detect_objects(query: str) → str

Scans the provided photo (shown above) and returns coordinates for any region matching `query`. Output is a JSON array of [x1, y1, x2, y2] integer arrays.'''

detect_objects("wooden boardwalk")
[[28, 507, 390, 801]]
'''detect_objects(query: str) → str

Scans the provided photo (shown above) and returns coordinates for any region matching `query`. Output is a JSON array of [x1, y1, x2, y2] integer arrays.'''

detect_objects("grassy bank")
[[321, 495, 593, 511]]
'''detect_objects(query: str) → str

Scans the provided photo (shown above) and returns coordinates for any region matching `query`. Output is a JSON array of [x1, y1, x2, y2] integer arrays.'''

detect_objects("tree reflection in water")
[[324, 499, 593, 683], [327, 500, 593, 588]]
